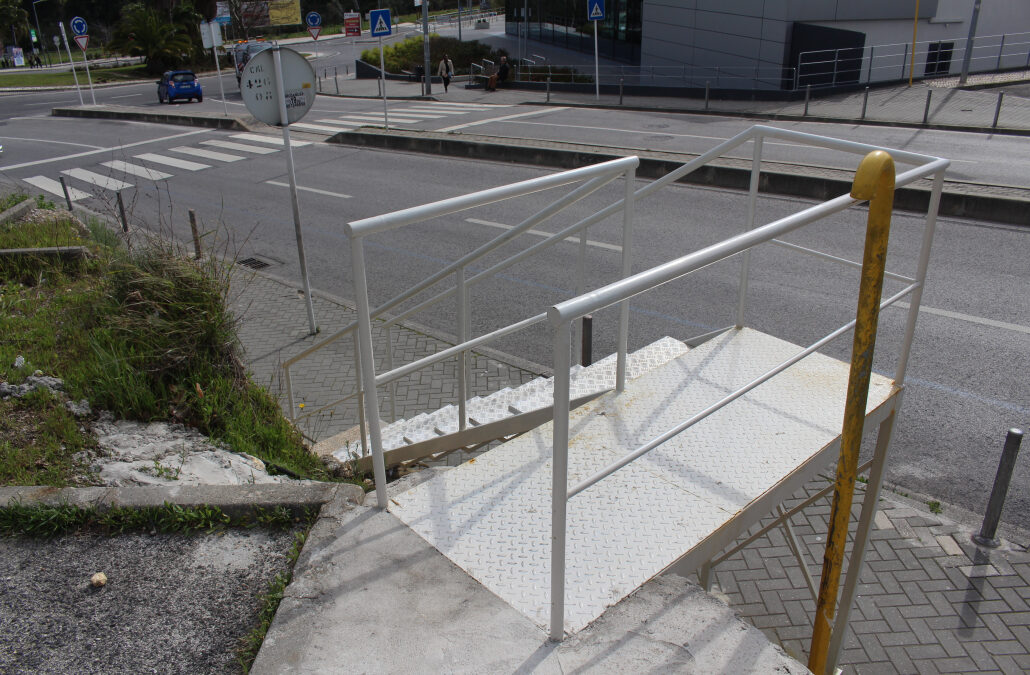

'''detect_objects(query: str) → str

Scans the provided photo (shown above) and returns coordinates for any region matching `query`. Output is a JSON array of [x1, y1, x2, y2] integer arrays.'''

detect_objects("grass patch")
[[0, 390, 97, 486], [928, 500, 943, 514], [0, 193, 29, 212], [0, 197, 330, 484], [0, 64, 150, 87], [0, 501, 314, 538], [237, 528, 309, 672]]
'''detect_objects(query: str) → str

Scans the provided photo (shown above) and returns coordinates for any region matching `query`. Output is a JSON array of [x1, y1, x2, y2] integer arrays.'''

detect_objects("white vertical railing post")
[[615, 166, 636, 393], [352, 333, 369, 456], [574, 223, 587, 365], [894, 170, 945, 385], [385, 325, 398, 423], [350, 238, 389, 509], [456, 267, 469, 431], [736, 135, 764, 328], [549, 319, 572, 642]]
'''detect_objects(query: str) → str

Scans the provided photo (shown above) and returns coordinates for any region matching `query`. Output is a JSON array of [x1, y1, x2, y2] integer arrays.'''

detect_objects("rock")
[[91, 572, 107, 587], [13, 355, 25, 369], [0, 375, 65, 400], [65, 399, 92, 418]]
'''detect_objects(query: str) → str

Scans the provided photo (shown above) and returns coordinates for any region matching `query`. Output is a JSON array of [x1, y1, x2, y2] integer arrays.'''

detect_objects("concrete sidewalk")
[[234, 266, 1030, 674]]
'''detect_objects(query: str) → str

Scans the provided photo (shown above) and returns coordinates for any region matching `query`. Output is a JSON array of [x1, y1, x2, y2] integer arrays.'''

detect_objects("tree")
[[108, 4, 195, 74], [0, 0, 29, 48]]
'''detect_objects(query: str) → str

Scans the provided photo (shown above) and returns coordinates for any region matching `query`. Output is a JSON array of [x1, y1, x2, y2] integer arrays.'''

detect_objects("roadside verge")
[[51, 105, 257, 131]]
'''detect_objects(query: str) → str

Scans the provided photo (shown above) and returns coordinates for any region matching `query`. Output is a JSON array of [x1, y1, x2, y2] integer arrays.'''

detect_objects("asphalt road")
[[0, 110, 1027, 533]]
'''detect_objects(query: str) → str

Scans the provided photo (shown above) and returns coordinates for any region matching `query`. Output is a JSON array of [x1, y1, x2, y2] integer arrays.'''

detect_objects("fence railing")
[[516, 63, 795, 92]]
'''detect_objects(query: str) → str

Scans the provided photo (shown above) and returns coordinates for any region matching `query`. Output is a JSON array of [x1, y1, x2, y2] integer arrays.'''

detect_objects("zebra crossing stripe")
[[336, 114, 420, 123], [314, 119, 360, 128], [101, 161, 172, 181], [60, 168, 133, 192], [417, 102, 510, 108], [399, 107, 471, 115], [23, 175, 90, 201], [169, 146, 245, 163], [200, 140, 278, 155], [134, 153, 211, 171], [379, 111, 447, 119], [291, 122, 351, 134], [230, 133, 310, 147]]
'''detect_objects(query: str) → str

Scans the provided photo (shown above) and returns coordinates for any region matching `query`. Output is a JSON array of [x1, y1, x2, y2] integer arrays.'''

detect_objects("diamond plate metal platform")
[[389, 328, 898, 635]]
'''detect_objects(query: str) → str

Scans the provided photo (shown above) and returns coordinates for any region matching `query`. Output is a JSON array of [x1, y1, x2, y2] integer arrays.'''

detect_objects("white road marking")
[[60, 168, 133, 191], [23, 176, 90, 200], [200, 139, 278, 154], [335, 114, 420, 124], [291, 122, 352, 134], [110, 93, 142, 99], [419, 102, 510, 108], [314, 119, 360, 127], [134, 153, 210, 171], [893, 301, 1030, 335], [0, 135, 103, 149], [465, 218, 622, 252], [438, 107, 568, 132], [231, 133, 310, 147], [169, 146, 245, 162], [265, 181, 351, 199], [101, 160, 172, 181], [399, 107, 469, 115], [381, 110, 448, 118], [1, 129, 211, 171]]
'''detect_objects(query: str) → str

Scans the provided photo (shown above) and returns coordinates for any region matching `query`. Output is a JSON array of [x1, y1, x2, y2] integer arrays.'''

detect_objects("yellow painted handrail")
[[809, 150, 896, 674]]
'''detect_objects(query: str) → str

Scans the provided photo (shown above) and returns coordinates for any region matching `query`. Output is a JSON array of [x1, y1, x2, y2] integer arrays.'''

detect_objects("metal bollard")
[[973, 429, 1024, 548], [188, 209, 202, 259], [619, 77, 624, 106], [861, 86, 869, 120], [992, 92, 1004, 129], [705, 81, 710, 111], [116, 191, 128, 232], [580, 315, 593, 367], [804, 84, 811, 116], [922, 89, 932, 124], [59, 176, 73, 211], [546, 76, 551, 103]]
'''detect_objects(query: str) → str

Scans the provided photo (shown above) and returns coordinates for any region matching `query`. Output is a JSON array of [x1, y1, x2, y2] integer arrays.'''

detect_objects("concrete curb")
[[51, 106, 256, 131], [0, 483, 364, 519], [0, 197, 35, 224], [328, 129, 1030, 226]]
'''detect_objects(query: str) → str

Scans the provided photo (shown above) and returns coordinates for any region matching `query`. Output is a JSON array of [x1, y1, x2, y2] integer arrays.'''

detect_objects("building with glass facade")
[[505, 0, 643, 63]]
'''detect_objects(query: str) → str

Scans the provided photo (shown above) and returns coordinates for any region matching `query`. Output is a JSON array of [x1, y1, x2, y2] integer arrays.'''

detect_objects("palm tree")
[[109, 5, 195, 74]]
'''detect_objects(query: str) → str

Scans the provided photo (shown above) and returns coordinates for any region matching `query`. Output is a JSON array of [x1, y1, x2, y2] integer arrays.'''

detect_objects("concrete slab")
[[252, 487, 807, 674]]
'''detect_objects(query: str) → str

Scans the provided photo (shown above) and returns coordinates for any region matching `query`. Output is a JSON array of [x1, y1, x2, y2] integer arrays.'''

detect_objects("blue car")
[[157, 70, 203, 104]]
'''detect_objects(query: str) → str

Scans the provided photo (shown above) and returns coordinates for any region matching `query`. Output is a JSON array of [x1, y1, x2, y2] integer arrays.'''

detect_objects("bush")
[[361, 35, 507, 75]]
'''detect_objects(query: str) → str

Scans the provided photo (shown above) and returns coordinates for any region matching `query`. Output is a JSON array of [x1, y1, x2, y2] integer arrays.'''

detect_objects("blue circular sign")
[[70, 16, 88, 36], [305, 11, 322, 28]]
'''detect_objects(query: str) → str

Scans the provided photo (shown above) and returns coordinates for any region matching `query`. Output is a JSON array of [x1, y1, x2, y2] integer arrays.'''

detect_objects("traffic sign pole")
[[370, 9, 392, 129], [82, 43, 96, 105], [379, 36, 389, 130], [272, 45, 318, 335], [588, 0, 604, 100], [58, 23, 83, 105], [594, 20, 599, 100]]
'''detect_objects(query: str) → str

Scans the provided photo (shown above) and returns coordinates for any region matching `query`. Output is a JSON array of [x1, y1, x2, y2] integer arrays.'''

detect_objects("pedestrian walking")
[[438, 53, 454, 93], [497, 56, 509, 87]]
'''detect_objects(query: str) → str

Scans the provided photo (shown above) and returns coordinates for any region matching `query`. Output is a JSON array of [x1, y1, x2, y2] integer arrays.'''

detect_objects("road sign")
[[52, 35, 60, 47], [344, 11, 361, 37], [305, 11, 322, 27], [587, 0, 605, 21], [30, 29, 37, 44], [70, 16, 87, 36], [370, 9, 392, 37], [74, 34, 89, 51], [308, 26, 321, 40], [239, 47, 315, 126]]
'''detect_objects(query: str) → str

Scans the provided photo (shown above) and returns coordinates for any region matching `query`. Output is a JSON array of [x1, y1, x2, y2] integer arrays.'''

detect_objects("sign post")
[[305, 12, 322, 59], [58, 22, 83, 105], [370, 9, 392, 130], [200, 21, 229, 115], [239, 46, 319, 335], [70, 16, 95, 104], [587, 0, 604, 100]]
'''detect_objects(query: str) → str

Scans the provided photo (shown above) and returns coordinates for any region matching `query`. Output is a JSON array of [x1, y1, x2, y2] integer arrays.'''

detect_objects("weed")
[[928, 500, 943, 514], [857, 475, 868, 484], [0, 193, 28, 212], [35, 194, 56, 210], [237, 528, 309, 672]]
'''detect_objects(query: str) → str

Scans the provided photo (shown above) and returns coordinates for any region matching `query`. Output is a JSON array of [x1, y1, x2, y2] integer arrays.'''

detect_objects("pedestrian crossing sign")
[[588, 0, 605, 21], [370, 9, 392, 37]]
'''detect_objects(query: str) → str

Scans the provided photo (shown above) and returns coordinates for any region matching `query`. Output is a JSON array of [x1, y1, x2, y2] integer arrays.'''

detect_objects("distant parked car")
[[157, 70, 203, 104]]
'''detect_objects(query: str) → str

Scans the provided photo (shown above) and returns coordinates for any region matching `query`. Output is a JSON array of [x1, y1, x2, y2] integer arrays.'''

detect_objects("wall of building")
[[640, 0, 1030, 89]]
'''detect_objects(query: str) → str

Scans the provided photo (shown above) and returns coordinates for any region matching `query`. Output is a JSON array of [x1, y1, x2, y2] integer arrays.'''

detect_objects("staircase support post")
[[737, 136, 763, 328], [616, 167, 637, 393], [457, 268, 469, 431], [550, 320, 572, 641], [809, 150, 895, 674]]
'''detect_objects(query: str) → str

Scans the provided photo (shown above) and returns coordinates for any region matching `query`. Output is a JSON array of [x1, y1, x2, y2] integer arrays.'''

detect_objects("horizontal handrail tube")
[[375, 312, 548, 387], [770, 239, 916, 284], [567, 282, 919, 499], [548, 157, 947, 326], [346, 157, 639, 237], [358, 171, 625, 329], [753, 126, 938, 166]]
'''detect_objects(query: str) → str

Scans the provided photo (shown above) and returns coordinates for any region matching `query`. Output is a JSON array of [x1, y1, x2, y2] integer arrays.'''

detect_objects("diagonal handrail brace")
[[808, 149, 896, 674]]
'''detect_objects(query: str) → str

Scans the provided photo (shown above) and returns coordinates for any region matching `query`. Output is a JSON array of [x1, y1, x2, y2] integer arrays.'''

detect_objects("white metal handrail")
[[542, 126, 949, 641], [349, 157, 641, 508]]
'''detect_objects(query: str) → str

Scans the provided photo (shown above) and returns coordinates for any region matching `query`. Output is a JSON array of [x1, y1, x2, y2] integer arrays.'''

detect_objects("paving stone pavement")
[[230, 267, 1030, 674]]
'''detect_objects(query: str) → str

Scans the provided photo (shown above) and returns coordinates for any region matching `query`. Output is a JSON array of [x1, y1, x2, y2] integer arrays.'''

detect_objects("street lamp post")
[[32, 0, 48, 66]]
